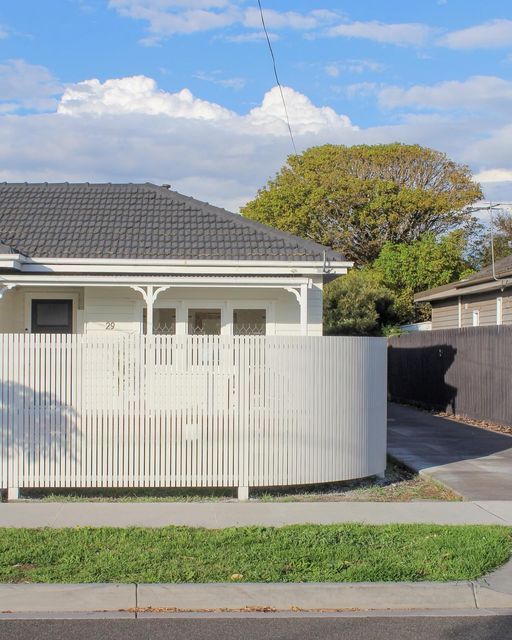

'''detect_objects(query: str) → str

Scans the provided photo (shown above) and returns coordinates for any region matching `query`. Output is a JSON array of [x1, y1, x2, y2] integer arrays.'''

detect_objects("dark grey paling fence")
[[388, 326, 512, 427]]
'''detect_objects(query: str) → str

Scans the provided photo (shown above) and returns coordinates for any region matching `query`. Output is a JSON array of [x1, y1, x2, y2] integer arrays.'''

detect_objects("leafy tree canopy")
[[478, 210, 512, 266], [323, 269, 397, 336], [242, 143, 483, 264], [372, 231, 475, 323]]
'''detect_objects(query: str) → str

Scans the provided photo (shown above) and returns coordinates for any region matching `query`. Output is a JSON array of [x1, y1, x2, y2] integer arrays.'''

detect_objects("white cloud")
[[474, 169, 512, 183], [58, 76, 234, 119], [242, 7, 337, 31], [223, 31, 278, 43], [3, 72, 512, 209], [327, 20, 432, 46], [245, 86, 355, 135], [346, 82, 380, 98], [109, 0, 338, 41], [325, 59, 384, 77], [440, 19, 512, 49], [0, 75, 360, 209], [58, 75, 356, 136], [109, 0, 239, 37], [193, 70, 246, 90], [378, 76, 512, 114], [0, 59, 62, 113]]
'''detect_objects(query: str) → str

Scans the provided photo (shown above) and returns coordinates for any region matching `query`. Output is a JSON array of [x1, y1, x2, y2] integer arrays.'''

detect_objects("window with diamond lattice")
[[142, 308, 176, 335], [233, 309, 266, 335], [188, 309, 221, 335]]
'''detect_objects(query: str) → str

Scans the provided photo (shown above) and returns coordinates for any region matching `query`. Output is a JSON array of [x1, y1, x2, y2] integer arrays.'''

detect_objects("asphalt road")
[[1, 615, 512, 640]]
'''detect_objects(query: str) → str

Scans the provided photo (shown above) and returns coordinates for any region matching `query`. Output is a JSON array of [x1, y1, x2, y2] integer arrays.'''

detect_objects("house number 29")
[[106, 321, 116, 330]]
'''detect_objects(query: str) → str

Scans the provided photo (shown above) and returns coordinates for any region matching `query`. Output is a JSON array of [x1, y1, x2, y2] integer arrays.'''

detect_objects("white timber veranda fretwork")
[[0, 334, 387, 495]]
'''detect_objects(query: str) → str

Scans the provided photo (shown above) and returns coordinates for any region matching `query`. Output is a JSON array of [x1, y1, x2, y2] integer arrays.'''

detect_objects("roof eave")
[[14, 256, 353, 277], [415, 277, 512, 302]]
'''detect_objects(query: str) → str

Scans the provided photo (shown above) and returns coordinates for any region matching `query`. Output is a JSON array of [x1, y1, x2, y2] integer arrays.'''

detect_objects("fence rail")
[[388, 326, 512, 426], [0, 334, 387, 492]]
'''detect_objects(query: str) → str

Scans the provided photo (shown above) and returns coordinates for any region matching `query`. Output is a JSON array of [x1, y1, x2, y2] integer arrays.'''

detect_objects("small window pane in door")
[[233, 309, 266, 335], [472, 310, 480, 327], [188, 309, 221, 335], [32, 300, 73, 334], [142, 308, 176, 334]]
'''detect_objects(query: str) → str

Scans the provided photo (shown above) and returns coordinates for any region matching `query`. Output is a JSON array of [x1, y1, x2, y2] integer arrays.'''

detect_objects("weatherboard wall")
[[430, 287, 512, 329]]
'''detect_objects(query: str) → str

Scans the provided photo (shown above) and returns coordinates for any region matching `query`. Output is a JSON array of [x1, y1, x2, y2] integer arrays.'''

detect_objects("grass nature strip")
[[0, 524, 510, 584]]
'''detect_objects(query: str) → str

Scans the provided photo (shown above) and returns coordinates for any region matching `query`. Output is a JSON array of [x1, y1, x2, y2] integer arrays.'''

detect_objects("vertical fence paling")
[[388, 326, 512, 426], [0, 334, 386, 490]]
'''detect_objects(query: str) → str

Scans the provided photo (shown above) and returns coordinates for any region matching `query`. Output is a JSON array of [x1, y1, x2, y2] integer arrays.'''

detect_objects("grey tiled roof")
[[0, 182, 343, 262]]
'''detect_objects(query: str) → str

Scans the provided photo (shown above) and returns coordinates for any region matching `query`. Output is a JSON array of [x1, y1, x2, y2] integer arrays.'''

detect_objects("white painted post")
[[300, 283, 308, 336], [7, 487, 19, 501], [146, 285, 154, 336], [238, 486, 249, 501]]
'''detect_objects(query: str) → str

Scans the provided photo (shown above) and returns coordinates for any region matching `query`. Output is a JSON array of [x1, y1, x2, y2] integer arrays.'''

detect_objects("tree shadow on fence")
[[0, 381, 81, 487], [388, 343, 458, 413], [388, 341, 512, 469]]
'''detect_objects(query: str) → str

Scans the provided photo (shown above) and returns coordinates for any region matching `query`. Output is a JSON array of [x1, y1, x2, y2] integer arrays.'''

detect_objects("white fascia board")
[[0, 274, 313, 288], [18, 257, 352, 276]]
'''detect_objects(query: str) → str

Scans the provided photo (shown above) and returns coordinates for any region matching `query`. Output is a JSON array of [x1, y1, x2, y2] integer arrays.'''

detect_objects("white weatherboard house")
[[0, 183, 386, 499], [0, 183, 349, 336]]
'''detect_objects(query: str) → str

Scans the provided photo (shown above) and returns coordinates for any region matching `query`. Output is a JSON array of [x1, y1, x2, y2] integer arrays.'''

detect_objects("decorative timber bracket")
[[130, 285, 171, 335]]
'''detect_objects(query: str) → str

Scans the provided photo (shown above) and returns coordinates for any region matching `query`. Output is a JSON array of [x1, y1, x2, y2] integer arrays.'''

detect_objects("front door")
[[31, 299, 73, 334]]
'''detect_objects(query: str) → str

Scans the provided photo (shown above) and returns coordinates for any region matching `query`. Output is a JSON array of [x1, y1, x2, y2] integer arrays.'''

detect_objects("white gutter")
[[0, 274, 314, 288], [0, 255, 22, 270], [14, 258, 350, 276], [21, 257, 352, 268]]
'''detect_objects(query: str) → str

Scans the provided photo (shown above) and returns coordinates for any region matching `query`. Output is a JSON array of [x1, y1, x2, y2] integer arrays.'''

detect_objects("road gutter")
[[0, 579, 511, 615]]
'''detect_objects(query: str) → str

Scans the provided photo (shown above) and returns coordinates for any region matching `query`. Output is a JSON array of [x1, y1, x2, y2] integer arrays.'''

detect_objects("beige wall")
[[0, 278, 324, 336], [431, 286, 512, 329], [431, 299, 460, 330]]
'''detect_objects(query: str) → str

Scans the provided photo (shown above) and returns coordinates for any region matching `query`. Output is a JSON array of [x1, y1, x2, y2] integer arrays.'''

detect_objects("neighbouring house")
[[0, 182, 352, 336], [414, 253, 512, 330]]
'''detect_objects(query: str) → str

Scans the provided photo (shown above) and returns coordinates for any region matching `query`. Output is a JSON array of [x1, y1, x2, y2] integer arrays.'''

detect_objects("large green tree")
[[372, 231, 475, 323], [242, 143, 482, 264]]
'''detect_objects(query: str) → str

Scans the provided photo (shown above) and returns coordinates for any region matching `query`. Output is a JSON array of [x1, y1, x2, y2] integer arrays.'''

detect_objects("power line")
[[256, 0, 297, 155]]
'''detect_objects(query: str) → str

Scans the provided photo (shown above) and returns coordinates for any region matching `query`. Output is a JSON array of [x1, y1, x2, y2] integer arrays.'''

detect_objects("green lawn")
[[0, 524, 510, 583]]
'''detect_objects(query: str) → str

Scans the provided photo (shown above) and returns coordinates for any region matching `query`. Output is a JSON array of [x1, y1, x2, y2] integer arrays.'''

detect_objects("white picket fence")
[[0, 334, 387, 493]]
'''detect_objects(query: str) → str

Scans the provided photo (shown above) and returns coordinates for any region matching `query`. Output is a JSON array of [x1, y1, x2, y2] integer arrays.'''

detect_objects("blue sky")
[[0, 0, 511, 210]]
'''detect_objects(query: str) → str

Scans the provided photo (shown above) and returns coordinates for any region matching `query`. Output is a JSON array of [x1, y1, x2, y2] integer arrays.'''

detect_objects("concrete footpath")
[[388, 403, 512, 500], [1, 561, 512, 615], [1, 500, 512, 527]]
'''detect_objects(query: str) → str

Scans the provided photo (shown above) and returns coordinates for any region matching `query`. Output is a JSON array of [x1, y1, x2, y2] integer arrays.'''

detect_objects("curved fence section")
[[0, 334, 387, 492]]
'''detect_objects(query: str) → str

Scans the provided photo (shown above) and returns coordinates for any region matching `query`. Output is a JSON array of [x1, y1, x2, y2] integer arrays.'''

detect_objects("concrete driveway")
[[387, 403, 512, 500]]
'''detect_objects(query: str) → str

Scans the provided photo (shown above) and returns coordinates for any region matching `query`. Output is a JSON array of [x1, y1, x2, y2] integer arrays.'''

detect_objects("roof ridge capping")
[[145, 183, 345, 262]]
